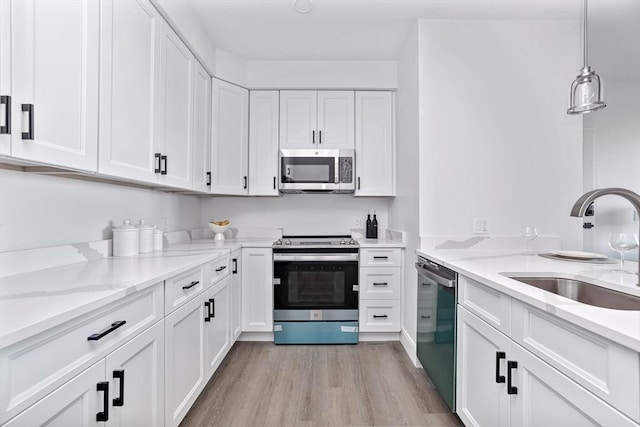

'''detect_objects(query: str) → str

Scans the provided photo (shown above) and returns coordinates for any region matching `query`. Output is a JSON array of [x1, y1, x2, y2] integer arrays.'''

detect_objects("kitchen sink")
[[506, 276, 640, 310]]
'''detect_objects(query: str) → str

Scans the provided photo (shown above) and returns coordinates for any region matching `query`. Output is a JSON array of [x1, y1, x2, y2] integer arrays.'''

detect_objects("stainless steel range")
[[272, 235, 359, 344]]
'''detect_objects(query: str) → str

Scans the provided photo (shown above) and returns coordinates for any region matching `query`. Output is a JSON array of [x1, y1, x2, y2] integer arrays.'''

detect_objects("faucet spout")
[[570, 187, 640, 286]]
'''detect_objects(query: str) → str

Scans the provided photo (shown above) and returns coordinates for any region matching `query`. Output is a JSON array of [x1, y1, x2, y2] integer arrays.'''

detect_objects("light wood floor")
[[180, 341, 464, 427]]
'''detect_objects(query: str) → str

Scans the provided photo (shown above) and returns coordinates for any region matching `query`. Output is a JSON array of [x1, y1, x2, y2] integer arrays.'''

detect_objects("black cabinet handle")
[[206, 172, 211, 186], [243, 176, 247, 189], [96, 381, 109, 422], [113, 370, 124, 407], [319, 130, 322, 144], [87, 320, 126, 341], [373, 282, 388, 286], [161, 155, 167, 175], [273, 176, 276, 190], [209, 298, 215, 318], [495, 351, 506, 383], [21, 104, 34, 140], [373, 314, 388, 319], [215, 265, 227, 272], [0, 95, 10, 134], [507, 360, 518, 394], [357, 177, 361, 190], [312, 130, 315, 144], [204, 301, 211, 322], [232, 259, 238, 274], [182, 280, 199, 290], [373, 256, 389, 260], [154, 153, 162, 173]]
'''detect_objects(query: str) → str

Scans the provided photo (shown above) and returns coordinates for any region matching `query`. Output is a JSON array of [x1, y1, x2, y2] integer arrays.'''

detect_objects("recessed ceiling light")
[[294, 0, 313, 14]]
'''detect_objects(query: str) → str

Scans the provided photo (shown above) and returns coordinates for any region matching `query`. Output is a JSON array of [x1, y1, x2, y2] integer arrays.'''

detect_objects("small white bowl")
[[208, 222, 230, 240]]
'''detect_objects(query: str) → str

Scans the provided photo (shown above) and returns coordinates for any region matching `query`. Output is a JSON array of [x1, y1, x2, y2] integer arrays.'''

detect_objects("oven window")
[[287, 270, 345, 306], [281, 157, 335, 183]]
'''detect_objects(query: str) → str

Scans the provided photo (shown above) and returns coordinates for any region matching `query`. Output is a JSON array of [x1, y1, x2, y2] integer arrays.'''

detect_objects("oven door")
[[273, 253, 359, 321], [279, 149, 339, 192]]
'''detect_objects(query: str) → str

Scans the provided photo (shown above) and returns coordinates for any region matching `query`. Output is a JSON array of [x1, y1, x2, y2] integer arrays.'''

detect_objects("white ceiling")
[[185, 0, 581, 61]]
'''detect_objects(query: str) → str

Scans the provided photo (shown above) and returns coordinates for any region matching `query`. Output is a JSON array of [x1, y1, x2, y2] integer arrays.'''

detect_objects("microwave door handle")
[[335, 156, 339, 183]]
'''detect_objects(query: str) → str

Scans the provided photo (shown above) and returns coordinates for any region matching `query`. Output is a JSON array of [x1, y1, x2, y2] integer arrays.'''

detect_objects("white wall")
[[417, 19, 583, 249], [246, 61, 398, 89], [388, 24, 420, 359], [200, 195, 389, 236], [0, 168, 201, 252], [215, 48, 249, 87]]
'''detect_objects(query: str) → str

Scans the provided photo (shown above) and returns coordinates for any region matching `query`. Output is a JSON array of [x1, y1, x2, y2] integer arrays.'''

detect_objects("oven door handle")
[[273, 254, 359, 262]]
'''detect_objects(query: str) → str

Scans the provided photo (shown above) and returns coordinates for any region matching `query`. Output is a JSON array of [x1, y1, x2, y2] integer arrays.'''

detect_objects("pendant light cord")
[[583, 0, 588, 67]]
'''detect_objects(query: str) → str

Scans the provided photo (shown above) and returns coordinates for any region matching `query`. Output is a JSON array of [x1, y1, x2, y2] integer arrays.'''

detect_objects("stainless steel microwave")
[[279, 149, 355, 193]]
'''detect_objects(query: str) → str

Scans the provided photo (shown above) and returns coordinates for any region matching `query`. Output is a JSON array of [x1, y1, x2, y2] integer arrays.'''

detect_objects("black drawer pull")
[[21, 103, 34, 140], [373, 282, 388, 286], [204, 301, 211, 322], [319, 129, 322, 144], [113, 370, 125, 407], [154, 153, 161, 173], [88, 320, 126, 341], [161, 155, 167, 175], [206, 171, 211, 186], [209, 298, 215, 318], [182, 280, 199, 290], [243, 176, 247, 189], [273, 176, 276, 190], [421, 315, 431, 319], [373, 256, 388, 260], [96, 381, 109, 421], [232, 258, 238, 274], [507, 360, 518, 394], [215, 265, 227, 272], [495, 351, 506, 383], [0, 95, 10, 134], [373, 314, 388, 319]]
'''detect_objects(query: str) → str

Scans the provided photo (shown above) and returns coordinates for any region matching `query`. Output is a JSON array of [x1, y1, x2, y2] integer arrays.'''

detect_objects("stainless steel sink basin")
[[507, 276, 640, 310]]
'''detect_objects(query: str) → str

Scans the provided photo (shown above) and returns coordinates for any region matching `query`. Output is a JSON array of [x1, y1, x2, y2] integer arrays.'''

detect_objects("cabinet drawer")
[[359, 300, 400, 332], [359, 267, 400, 299], [458, 276, 511, 335], [206, 254, 231, 286], [0, 284, 163, 424], [360, 248, 401, 267], [511, 300, 640, 423], [165, 265, 205, 314]]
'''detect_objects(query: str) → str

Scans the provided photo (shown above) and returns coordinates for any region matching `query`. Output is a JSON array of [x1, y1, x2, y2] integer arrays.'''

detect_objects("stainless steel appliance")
[[416, 256, 457, 411], [273, 235, 359, 344], [279, 149, 355, 193]]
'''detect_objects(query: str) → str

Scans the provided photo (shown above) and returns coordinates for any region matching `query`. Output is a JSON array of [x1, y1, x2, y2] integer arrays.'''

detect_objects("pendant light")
[[567, 0, 606, 114]]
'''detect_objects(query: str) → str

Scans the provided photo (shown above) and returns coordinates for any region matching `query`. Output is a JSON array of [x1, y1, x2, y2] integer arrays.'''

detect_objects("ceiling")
[[185, 0, 581, 61]]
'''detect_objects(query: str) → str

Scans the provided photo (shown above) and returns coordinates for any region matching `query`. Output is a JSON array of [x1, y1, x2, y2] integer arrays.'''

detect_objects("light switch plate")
[[473, 218, 489, 234]]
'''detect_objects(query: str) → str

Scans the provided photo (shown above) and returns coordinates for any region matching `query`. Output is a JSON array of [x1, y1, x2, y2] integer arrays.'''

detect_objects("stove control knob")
[[274, 239, 282, 246], [284, 239, 292, 245], [348, 239, 356, 245], [339, 239, 346, 245]]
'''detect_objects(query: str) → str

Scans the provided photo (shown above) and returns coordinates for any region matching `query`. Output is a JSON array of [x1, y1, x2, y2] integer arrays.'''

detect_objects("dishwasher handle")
[[415, 262, 456, 288]]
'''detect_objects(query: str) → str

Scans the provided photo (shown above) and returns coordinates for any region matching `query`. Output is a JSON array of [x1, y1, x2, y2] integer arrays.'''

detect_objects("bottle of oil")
[[366, 212, 372, 239], [372, 211, 378, 239]]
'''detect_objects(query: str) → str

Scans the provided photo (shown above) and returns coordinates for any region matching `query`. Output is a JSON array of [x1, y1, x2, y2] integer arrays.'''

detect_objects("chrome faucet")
[[570, 187, 640, 286]]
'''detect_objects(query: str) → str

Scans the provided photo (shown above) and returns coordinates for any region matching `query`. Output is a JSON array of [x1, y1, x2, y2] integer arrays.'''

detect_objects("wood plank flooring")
[[180, 342, 464, 427]]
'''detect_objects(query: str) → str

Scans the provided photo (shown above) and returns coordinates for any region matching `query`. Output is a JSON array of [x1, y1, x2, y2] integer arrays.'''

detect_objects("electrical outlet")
[[355, 217, 362, 228], [473, 218, 489, 234]]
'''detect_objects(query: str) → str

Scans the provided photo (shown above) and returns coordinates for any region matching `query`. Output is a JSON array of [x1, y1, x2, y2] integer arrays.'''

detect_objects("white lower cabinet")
[[358, 248, 402, 333], [457, 305, 639, 427], [241, 248, 273, 332], [204, 277, 231, 378], [230, 249, 242, 341], [164, 292, 206, 427]]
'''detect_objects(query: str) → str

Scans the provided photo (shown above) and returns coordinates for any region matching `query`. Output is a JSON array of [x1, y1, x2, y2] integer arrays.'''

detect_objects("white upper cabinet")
[[280, 90, 354, 150], [249, 90, 279, 196], [192, 61, 212, 192], [317, 91, 355, 149], [157, 22, 194, 188], [0, 1, 11, 156], [8, 0, 99, 171], [99, 0, 162, 183], [211, 78, 249, 195], [355, 91, 395, 196]]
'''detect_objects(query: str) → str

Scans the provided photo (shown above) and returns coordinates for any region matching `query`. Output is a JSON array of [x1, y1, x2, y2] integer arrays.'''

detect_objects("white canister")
[[137, 219, 154, 253], [153, 227, 164, 251], [113, 220, 139, 257]]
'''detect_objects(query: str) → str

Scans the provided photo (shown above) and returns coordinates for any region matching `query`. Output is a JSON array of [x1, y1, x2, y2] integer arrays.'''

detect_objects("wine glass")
[[520, 226, 538, 255], [608, 232, 639, 273]]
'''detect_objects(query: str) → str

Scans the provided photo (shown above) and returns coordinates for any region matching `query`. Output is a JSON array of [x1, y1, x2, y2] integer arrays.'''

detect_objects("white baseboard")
[[237, 332, 274, 342], [400, 328, 419, 367], [358, 332, 400, 342]]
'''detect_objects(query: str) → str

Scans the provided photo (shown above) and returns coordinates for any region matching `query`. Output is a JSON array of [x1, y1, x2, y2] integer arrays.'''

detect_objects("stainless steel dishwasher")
[[415, 256, 457, 412]]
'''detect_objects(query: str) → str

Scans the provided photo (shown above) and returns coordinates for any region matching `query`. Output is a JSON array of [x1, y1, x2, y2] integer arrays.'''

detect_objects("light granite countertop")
[[416, 248, 640, 352]]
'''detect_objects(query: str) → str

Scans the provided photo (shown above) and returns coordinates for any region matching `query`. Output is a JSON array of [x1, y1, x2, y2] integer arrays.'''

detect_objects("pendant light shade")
[[567, 0, 606, 114]]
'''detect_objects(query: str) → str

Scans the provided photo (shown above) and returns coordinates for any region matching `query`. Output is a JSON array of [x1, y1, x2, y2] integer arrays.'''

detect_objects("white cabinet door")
[[355, 91, 394, 196], [192, 61, 211, 192], [99, 0, 162, 183], [248, 90, 279, 196], [3, 360, 104, 427], [105, 320, 165, 427], [317, 91, 354, 149], [204, 277, 231, 378], [0, 0, 11, 156], [230, 249, 242, 341], [157, 22, 193, 189], [241, 248, 273, 332], [456, 306, 511, 427], [165, 293, 206, 427], [509, 342, 638, 427], [279, 90, 317, 149], [10, 0, 99, 171], [211, 78, 248, 195]]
